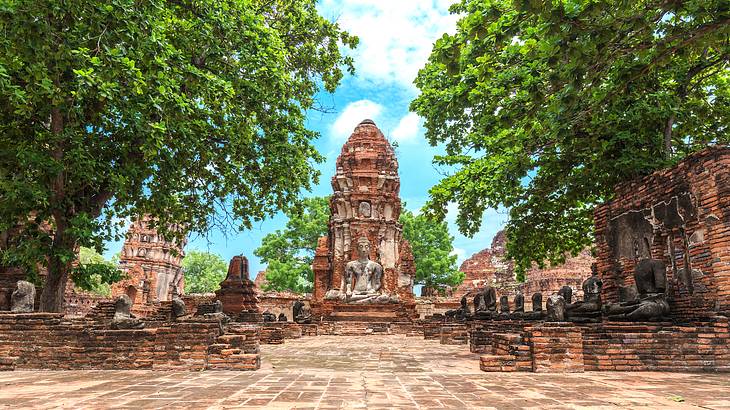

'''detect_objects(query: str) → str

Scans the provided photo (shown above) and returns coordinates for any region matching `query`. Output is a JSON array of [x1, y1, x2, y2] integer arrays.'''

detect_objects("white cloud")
[[331, 99, 384, 139], [318, 0, 459, 91], [450, 247, 467, 265], [390, 112, 422, 143]]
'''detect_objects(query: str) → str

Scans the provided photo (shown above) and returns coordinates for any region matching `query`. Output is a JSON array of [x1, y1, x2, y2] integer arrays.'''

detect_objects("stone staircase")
[[206, 324, 260, 370]]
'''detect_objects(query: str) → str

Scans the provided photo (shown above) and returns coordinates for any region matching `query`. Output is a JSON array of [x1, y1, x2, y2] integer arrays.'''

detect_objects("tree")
[[254, 196, 329, 293], [0, 0, 357, 311], [182, 250, 227, 294], [400, 209, 464, 291], [72, 246, 122, 296], [412, 0, 729, 275], [255, 197, 464, 293]]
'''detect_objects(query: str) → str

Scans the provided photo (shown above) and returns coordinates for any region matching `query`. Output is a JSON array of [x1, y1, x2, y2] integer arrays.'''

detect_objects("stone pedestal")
[[215, 256, 260, 321]]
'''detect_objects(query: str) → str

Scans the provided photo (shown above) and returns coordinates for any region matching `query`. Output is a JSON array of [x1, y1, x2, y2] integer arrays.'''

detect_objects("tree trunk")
[[37, 219, 78, 310], [39, 212, 74, 312], [663, 113, 675, 160], [39, 253, 70, 312], [40, 107, 70, 312]]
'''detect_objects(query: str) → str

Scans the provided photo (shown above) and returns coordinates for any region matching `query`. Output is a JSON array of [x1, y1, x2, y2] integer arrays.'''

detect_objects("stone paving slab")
[[0, 335, 729, 409]]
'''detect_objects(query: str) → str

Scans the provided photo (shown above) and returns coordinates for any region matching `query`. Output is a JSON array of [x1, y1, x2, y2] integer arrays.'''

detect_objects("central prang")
[[311, 119, 416, 316], [344, 236, 383, 301]]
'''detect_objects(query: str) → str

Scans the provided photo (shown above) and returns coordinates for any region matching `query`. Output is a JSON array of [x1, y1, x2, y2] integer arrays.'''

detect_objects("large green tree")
[[0, 0, 357, 311], [255, 197, 464, 293], [254, 196, 329, 293], [400, 209, 464, 291], [412, 0, 729, 275], [182, 250, 227, 294]]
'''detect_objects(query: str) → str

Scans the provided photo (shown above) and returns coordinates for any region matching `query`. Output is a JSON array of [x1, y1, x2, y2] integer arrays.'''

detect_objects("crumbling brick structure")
[[117, 215, 186, 303], [311, 119, 417, 322], [471, 318, 729, 373], [216, 255, 260, 321], [454, 230, 593, 310], [0, 311, 260, 371], [595, 147, 730, 319]]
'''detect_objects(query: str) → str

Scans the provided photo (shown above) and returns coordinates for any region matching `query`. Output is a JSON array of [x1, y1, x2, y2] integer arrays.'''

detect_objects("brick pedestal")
[[440, 323, 469, 345], [529, 323, 584, 373]]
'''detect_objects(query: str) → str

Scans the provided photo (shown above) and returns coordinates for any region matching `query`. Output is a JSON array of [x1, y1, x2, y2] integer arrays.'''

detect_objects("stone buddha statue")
[[344, 236, 384, 302], [473, 286, 497, 320], [524, 292, 545, 320], [604, 242, 670, 321], [510, 293, 525, 319], [566, 263, 603, 322], [445, 294, 470, 321]]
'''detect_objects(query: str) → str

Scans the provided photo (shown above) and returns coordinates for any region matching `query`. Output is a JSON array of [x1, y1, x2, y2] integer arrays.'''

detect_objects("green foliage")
[[182, 250, 227, 294], [0, 0, 357, 310], [71, 247, 123, 296], [400, 209, 464, 290], [412, 0, 729, 275], [254, 196, 329, 293]]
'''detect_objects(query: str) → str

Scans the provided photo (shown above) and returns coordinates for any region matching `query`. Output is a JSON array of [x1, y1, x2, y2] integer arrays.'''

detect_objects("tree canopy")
[[72, 246, 122, 296], [254, 196, 329, 293], [255, 197, 464, 293], [412, 0, 729, 275], [182, 250, 227, 294], [0, 0, 357, 311], [400, 209, 464, 291]]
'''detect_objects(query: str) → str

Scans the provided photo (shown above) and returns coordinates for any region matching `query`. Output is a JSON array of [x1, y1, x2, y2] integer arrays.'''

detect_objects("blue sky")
[[104, 0, 508, 275]]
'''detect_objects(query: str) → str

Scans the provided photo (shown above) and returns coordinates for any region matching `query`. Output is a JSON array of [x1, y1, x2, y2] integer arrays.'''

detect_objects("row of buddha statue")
[[446, 258, 671, 323]]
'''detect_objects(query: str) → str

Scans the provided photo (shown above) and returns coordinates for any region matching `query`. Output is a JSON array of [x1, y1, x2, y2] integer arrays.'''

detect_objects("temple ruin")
[[115, 215, 186, 302], [311, 119, 417, 322], [1, 133, 728, 376]]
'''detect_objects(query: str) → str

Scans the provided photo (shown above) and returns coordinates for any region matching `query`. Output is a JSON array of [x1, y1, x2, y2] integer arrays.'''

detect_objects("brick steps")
[[0, 356, 17, 371]]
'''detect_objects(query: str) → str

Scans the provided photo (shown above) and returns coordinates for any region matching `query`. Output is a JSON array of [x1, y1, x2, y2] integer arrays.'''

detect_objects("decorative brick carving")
[[117, 215, 186, 302], [311, 119, 416, 320]]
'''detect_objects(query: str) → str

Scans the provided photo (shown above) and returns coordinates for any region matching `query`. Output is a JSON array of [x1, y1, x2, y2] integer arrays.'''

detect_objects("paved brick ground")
[[1, 335, 729, 409]]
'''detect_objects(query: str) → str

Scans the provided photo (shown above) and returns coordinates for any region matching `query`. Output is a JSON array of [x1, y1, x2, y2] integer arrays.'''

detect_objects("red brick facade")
[[595, 147, 730, 319], [117, 215, 186, 302], [0, 312, 260, 371]]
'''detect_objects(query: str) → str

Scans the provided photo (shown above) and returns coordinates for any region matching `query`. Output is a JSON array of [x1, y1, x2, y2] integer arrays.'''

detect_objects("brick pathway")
[[1, 335, 729, 409]]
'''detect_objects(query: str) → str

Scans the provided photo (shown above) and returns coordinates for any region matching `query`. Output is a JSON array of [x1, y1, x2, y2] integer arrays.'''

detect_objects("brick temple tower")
[[116, 215, 186, 302], [311, 119, 416, 321]]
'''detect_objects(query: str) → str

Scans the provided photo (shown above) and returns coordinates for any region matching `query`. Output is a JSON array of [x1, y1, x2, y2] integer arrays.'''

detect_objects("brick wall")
[[595, 147, 730, 319], [439, 323, 469, 345], [258, 293, 306, 322], [470, 317, 730, 373], [63, 290, 111, 318], [528, 323, 584, 373], [582, 318, 730, 372], [0, 312, 260, 371], [314, 321, 417, 336]]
